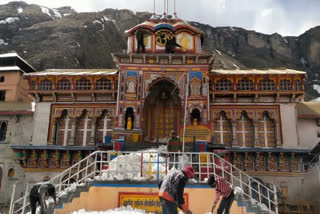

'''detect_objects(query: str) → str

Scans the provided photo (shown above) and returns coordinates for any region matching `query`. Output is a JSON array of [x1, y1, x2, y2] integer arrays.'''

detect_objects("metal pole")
[[21, 183, 29, 214], [182, 71, 189, 152], [273, 184, 279, 214], [9, 183, 16, 214]]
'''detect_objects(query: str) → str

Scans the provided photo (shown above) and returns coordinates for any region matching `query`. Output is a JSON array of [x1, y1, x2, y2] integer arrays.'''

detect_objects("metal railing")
[[10, 150, 278, 214]]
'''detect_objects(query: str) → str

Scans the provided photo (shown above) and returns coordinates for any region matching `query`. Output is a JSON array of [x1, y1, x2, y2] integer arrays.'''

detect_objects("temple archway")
[[144, 79, 182, 141]]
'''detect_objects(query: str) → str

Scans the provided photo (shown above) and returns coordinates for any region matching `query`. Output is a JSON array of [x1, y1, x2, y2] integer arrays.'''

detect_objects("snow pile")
[[313, 84, 320, 94], [260, 204, 269, 211], [95, 151, 167, 181], [233, 186, 244, 196], [71, 207, 152, 214], [93, 20, 105, 31], [215, 49, 222, 55], [41, 6, 62, 19], [17, 7, 23, 13], [0, 39, 8, 46], [0, 17, 20, 24]]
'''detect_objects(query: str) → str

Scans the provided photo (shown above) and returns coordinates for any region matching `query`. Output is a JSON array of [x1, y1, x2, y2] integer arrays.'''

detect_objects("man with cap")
[[208, 175, 234, 214], [158, 165, 194, 214]]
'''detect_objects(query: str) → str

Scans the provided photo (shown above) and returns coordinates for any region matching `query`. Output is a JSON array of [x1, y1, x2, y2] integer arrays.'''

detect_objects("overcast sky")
[[1, 0, 320, 36]]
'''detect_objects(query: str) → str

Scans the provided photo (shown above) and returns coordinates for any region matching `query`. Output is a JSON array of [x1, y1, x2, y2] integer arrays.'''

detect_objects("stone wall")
[[31, 102, 52, 146], [280, 104, 299, 148]]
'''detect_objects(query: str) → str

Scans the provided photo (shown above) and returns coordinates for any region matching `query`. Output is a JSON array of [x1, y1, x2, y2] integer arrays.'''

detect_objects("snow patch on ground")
[[313, 84, 320, 94], [0, 39, 8, 46], [93, 20, 105, 31], [41, 6, 62, 19], [232, 63, 240, 69], [0, 17, 20, 24], [283, 37, 288, 44], [17, 7, 23, 13], [215, 49, 222, 55]]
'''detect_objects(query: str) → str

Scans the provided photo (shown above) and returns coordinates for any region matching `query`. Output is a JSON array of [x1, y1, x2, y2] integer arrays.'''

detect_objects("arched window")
[[0, 121, 7, 141], [8, 168, 14, 178], [56, 111, 71, 146], [215, 79, 232, 91], [96, 110, 113, 144], [76, 110, 91, 147], [75, 78, 91, 90], [30, 81, 37, 90], [295, 80, 302, 91], [56, 78, 71, 90], [213, 112, 232, 146], [95, 78, 112, 90], [125, 107, 134, 130], [209, 80, 213, 91], [126, 79, 136, 93], [190, 79, 201, 96], [236, 111, 253, 147], [190, 108, 201, 125], [258, 79, 275, 91], [258, 112, 276, 147], [237, 78, 254, 91], [39, 78, 52, 91], [279, 79, 292, 91]]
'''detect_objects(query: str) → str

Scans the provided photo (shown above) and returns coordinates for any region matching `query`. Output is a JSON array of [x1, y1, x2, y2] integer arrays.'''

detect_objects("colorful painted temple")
[[1, 12, 319, 209]]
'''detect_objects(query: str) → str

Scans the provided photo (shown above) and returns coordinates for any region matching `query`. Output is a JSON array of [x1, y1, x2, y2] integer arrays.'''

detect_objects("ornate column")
[[231, 118, 238, 147], [50, 118, 58, 145], [69, 117, 77, 145], [274, 121, 279, 147], [89, 117, 97, 145], [253, 119, 259, 147]]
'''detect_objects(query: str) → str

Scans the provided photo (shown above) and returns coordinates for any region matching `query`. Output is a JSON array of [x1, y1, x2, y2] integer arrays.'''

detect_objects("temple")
[[1, 9, 319, 210]]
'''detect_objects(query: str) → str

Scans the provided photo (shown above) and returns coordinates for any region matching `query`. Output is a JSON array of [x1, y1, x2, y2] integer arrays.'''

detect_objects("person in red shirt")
[[208, 175, 234, 214]]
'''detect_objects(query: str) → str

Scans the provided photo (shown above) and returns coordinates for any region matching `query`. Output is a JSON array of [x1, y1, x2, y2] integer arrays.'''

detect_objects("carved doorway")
[[144, 79, 182, 142]]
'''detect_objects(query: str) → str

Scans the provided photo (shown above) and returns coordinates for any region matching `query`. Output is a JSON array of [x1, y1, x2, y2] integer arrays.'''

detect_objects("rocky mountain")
[[0, 1, 319, 100]]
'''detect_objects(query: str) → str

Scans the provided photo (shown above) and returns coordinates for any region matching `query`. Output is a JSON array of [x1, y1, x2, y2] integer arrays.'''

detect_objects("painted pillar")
[[89, 117, 97, 145], [50, 118, 57, 144], [69, 117, 77, 145], [274, 121, 279, 147], [232, 119, 238, 146], [253, 119, 259, 147]]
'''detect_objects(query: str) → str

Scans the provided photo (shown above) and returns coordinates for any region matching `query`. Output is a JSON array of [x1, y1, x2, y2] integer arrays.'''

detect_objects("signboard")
[[118, 192, 188, 213]]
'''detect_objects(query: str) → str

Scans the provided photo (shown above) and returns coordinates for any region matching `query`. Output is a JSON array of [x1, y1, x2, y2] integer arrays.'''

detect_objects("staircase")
[[9, 151, 278, 214]]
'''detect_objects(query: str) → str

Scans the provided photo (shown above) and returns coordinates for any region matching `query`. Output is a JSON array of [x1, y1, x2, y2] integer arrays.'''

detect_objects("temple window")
[[0, 91, 5, 101], [7, 168, 14, 177], [75, 78, 91, 90], [209, 80, 213, 91], [125, 107, 134, 130], [30, 81, 37, 90], [279, 79, 292, 91], [126, 79, 136, 93], [95, 78, 112, 90], [258, 78, 275, 91], [215, 79, 232, 91], [0, 121, 7, 142], [96, 110, 113, 144], [0, 76, 4, 82], [190, 79, 201, 96], [258, 112, 276, 147], [190, 108, 201, 125], [236, 111, 253, 147], [213, 112, 232, 146], [56, 111, 71, 146], [294, 80, 302, 91], [76, 111, 91, 146], [236, 78, 253, 91], [39, 78, 53, 91], [56, 78, 71, 90]]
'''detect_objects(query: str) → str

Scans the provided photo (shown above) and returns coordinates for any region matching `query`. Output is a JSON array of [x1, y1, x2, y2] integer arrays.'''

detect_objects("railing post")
[[94, 152, 97, 176], [85, 157, 89, 179], [258, 183, 262, 204], [239, 172, 243, 192], [230, 165, 234, 186], [267, 187, 271, 211], [9, 182, 16, 214], [273, 184, 279, 214], [21, 182, 29, 214], [100, 152, 103, 176]]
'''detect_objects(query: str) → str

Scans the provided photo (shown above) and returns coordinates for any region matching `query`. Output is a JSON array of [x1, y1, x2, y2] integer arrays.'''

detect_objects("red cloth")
[[215, 177, 232, 198]]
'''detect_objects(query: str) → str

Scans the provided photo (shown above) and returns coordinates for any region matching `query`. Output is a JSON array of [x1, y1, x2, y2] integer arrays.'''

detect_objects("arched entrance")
[[144, 79, 182, 141]]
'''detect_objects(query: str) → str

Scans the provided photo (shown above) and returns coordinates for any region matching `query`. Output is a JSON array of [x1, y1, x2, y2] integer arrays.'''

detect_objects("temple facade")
[[4, 15, 318, 204]]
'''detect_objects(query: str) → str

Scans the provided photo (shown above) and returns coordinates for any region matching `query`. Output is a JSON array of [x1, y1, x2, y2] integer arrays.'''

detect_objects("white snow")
[[283, 38, 288, 44], [300, 57, 308, 66], [0, 39, 8, 46], [40, 6, 62, 19], [232, 63, 240, 69], [234, 186, 244, 196], [63, 13, 71, 17], [17, 7, 23, 13], [215, 49, 222, 55], [313, 84, 320, 94], [93, 20, 105, 31], [230, 27, 237, 31], [0, 66, 20, 71], [74, 57, 80, 65], [0, 17, 20, 24], [84, 25, 88, 28]]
